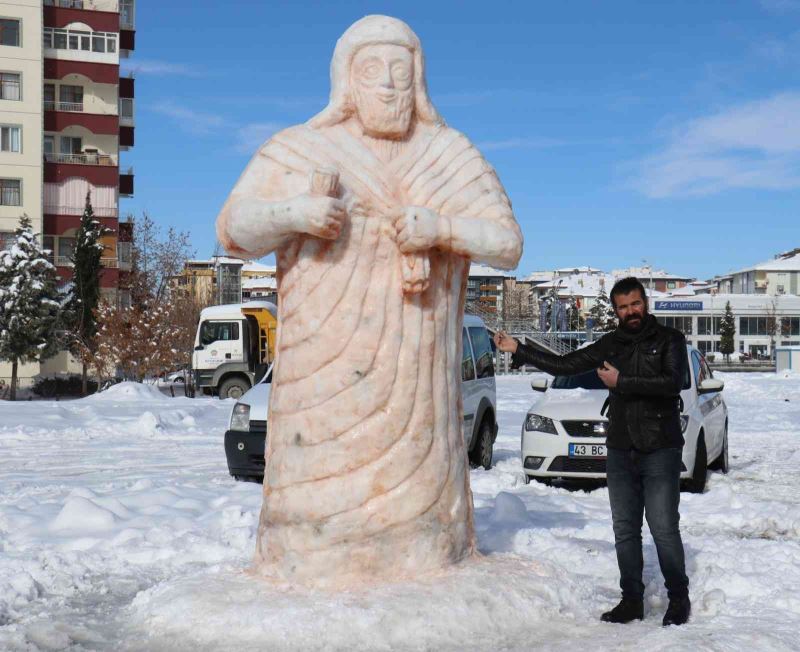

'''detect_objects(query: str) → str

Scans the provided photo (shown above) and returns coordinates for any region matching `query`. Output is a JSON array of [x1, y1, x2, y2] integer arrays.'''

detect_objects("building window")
[[118, 241, 132, 264], [0, 72, 21, 100], [119, 97, 134, 118], [739, 316, 770, 336], [0, 230, 14, 250], [0, 178, 20, 205], [697, 316, 712, 335], [0, 125, 20, 152], [44, 83, 55, 110], [58, 84, 83, 111], [667, 281, 676, 289], [43, 135, 54, 155], [43, 27, 117, 55], [0, 19, 20, 47], [696, 341, 713, 354], [60, 136, 82, 154], [57, 236, 76, 262], [656, 315, 693, 334], [782, 317, 800, 337], [120, 0, 134, 28]]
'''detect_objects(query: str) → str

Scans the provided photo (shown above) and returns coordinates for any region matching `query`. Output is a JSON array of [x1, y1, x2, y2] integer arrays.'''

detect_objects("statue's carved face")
[[351, 43, 415, 139]]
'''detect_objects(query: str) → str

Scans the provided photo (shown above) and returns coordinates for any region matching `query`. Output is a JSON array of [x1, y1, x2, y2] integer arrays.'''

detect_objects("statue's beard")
[[352, 87, 414, 140]]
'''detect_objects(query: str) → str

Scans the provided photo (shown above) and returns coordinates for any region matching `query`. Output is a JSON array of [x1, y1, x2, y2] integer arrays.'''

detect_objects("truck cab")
[[192, 301, 277, 399]]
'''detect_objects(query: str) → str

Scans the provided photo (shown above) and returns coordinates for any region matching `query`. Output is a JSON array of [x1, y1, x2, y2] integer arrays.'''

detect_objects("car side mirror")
[[194, 345, 204, 351], [531, 378, 549, 392], [698, 378, 724, 394]]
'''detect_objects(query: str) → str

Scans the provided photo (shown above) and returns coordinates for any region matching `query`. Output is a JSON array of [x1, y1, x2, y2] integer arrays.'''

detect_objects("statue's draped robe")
[[252, 121, 516, 586]]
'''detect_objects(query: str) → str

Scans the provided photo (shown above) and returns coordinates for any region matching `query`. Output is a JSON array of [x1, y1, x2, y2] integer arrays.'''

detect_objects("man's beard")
[[620, 311, 648, 332], [352, 86, 414, 140]]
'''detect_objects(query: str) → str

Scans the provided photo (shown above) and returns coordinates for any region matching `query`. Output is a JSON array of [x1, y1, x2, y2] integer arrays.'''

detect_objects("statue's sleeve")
[[216, 129, 310, 258], [414, 129, 522, 270]]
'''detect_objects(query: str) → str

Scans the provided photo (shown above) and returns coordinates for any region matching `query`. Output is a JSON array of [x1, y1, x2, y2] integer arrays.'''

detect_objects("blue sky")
[[122, 0, 800, 279]]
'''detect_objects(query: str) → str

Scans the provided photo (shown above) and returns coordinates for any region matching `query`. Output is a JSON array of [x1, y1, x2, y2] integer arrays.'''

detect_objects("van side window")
[[468, 326, 494, 379], [200, 321, 239, 345], [462, 328, 475, 382]]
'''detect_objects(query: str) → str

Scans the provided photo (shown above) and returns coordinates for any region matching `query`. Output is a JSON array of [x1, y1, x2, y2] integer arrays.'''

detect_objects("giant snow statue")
[[217, 15, 523, 587]]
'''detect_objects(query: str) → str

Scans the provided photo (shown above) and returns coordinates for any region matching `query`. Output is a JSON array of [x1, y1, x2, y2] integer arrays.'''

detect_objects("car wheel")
[[686, 432, 707, 494], [469, 418, 494, 470], [709, 424, 729, 474], [219, 377, 250, 400]]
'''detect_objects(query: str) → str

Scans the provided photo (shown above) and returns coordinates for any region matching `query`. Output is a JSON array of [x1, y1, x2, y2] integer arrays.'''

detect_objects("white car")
[[224, 315, 498, 481], [521, 346, 728, 492]]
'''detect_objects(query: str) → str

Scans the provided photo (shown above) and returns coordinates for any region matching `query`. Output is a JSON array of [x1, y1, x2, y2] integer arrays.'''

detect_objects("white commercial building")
[[651, 294, 800, 358]]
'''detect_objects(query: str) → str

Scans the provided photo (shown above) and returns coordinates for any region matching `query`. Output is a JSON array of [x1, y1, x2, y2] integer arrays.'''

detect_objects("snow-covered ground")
[[1, 372, 799, 651]]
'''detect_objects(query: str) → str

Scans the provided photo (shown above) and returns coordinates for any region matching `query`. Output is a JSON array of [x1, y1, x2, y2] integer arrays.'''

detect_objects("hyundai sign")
[[654, 301, 703, 311]]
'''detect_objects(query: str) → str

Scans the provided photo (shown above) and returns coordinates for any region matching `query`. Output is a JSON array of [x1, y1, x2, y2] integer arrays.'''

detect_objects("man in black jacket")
[[494, 277, 691, 626]]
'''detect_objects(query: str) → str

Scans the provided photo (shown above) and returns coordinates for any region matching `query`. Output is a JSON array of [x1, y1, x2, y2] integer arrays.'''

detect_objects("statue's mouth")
[[375, 91, 397, 104]]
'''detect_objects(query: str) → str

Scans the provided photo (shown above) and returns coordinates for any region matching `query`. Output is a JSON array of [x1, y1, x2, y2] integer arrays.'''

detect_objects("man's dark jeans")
[[606, 447, 689, 601]]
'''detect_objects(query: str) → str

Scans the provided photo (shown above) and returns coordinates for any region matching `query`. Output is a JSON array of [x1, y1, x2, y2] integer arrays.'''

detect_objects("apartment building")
[[0, 0, 136, 387], [0, 0, 136, 303]]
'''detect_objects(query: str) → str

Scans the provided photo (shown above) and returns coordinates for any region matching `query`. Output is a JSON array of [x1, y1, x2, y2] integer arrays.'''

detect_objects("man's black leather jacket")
[[511, 315, 688, 452]]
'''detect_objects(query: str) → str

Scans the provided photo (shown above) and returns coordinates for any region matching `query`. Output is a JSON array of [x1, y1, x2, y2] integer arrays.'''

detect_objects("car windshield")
[[550, 370, 606, 390]]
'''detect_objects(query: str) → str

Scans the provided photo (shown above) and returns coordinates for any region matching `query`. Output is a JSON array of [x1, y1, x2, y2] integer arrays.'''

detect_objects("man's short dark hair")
[[610, 276, 648, 309]]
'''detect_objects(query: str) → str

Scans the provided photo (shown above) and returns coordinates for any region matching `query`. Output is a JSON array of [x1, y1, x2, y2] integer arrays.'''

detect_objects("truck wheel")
[[219, 377, 250, 400]]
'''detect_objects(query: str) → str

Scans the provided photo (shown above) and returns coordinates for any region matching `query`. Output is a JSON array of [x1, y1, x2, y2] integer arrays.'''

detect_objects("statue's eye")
[[362, 63, 381, 78]]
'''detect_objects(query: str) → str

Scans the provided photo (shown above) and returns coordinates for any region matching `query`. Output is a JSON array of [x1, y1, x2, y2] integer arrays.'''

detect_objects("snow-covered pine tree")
[[589, 287, 617, 332], [719, 301, 736, 362], [0, 215, 61, 400], [67, 192, 109, 395]]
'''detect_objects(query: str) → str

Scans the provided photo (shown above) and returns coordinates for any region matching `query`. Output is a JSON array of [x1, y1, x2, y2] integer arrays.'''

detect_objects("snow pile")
[[89, 381, 169, 402]]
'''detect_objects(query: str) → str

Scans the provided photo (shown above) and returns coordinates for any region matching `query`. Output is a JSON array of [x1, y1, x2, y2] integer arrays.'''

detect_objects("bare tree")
[[127, 211, 194, 307]]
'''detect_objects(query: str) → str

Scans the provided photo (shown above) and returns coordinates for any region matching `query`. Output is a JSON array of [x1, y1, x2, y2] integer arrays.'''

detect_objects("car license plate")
[[569, 443, 606, 458]]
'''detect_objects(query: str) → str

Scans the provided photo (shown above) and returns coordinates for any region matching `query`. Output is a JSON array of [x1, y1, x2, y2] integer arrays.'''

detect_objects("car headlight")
[[680, 415, 689, 434], [525, 413, 558, 434], [230, 403, 250, 431]]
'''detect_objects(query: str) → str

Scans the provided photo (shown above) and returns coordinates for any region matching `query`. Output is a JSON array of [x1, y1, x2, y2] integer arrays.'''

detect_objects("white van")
[[224, 315, 498, 481]]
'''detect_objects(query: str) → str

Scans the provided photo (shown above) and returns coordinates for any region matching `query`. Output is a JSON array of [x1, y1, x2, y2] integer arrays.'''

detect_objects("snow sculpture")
[[217, 15, 523, 587]]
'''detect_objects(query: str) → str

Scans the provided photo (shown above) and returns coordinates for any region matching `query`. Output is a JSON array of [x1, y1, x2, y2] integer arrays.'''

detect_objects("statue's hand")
[[292, 194, 347, 240], [394, 206, 440, 253]]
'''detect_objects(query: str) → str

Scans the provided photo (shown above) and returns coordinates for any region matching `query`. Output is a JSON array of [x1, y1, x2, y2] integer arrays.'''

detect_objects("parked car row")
[[221, 320, 728, 494]]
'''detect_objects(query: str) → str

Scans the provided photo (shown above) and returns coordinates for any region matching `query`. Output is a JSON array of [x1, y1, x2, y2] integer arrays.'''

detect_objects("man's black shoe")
[[600, 598, 644, 624], [662, 597, 691, 626]]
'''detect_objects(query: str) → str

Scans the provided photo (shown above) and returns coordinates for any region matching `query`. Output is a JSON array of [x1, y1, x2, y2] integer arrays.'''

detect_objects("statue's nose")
[[379, 66, 394, 89]]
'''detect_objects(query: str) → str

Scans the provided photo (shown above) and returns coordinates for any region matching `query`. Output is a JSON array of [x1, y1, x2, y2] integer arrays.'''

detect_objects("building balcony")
[[44, 100, 82, 112], [45, 156, 120, 186], [43, 27, 119, 65], [44, 1, 120, 33], [119, 126, 134, 148], [44, 108, 119, 135], [119, 76, 134, 98], [119, 97, 134, 126], [46, 152, 116, 166], [100, 257, 118, 268], [119, 168, 134, 197], [44, 58, 119, 84]]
